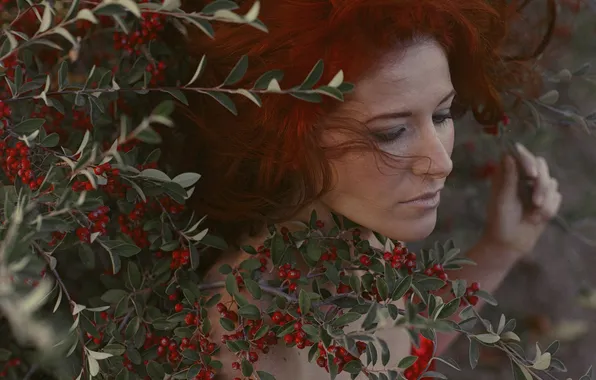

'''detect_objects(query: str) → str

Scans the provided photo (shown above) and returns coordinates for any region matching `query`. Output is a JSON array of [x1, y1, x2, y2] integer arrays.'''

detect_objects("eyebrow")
[[364, 89, 457, 124]]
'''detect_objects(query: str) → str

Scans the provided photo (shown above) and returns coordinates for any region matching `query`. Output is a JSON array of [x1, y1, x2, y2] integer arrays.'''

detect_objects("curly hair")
[[164, 0, 556, 245]]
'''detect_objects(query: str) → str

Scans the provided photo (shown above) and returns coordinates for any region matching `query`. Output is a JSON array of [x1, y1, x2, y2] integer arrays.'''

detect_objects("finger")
[[532, 157, 550, 207], [515, 143, 538, 178], [497, 155, 519, 200], [529, 183, 561, 223]]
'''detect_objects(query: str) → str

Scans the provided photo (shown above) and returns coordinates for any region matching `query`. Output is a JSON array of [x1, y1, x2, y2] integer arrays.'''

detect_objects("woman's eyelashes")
[[372, 112, 453, 143]]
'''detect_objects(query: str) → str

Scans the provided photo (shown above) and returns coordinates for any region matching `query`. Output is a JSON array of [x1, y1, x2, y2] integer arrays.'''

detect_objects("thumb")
[[493, 155, 519, 201]]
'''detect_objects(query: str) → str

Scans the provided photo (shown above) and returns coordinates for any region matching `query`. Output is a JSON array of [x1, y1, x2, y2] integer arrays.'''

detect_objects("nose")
[[411, 125, 453, 179]]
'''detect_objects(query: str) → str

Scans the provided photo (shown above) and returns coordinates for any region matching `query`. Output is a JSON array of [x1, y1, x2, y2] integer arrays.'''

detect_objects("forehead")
[[350, 40, 453, 116]]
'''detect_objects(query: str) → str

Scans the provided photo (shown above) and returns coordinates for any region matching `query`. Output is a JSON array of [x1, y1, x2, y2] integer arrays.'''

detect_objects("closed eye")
[[372, 112, 453, 143]]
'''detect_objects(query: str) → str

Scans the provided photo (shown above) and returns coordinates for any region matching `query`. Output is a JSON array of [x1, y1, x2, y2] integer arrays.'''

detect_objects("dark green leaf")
[[41, 133, 60, 147], [103, 343, 126, 356], [136, 127, 162, 144], [241, 358, 253, 377], [270, 234, 286, 265], [244, 279, 262, 299], [242, 245, 258, 255], [219, 264, 233, 274], [437, 298, 460, 320], [253, 70, 284, 90], [391, 276, 412, 300], [306, 239, 322, 262], [299, 289, 311, 315], [239, 258, 262, 272], [332, 312, 360, 327], [101, 289, 128, 304], [161, 89, 189, 105], [146, 360, 165, 380], [378, 339, 390, 366], [299, 60, 324, 90], [422, 371, 447, 379], [203, 91, 237, 115], [223, 55, 248, 86], [238, 304, 261, 320], [201, 234, 228, 250], [398, 355, 417, 369], [127, 262, 142, 289], [78, 244, 95, 269], [125, 316, 141, 340], [152, 100, 175, 116], [468, 338, 479, 369], [225, 273, 239, 296], [475, 290, 498, 306], [342, 360, 363, 374], [13, 118, 45, 133]]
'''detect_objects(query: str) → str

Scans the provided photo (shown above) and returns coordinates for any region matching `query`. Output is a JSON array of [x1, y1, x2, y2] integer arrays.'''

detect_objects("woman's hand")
[[483, 143, 562, 257]]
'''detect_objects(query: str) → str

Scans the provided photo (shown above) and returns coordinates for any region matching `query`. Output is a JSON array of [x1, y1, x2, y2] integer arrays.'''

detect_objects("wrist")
[[478, 233, 527, 262]]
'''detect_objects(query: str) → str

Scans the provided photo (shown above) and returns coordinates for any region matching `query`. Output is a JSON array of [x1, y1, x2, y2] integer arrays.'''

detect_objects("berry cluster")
[[146, 61, 167, 86], [277, 264, 301, 293], [0, 357, 22, 377], [75, 207, 111, 242], [72, 109, 93, 131], [382, 245, 418, 273], [317, 342, 367, 374], [113, 9, 166, 53], [460, 282, 481, 306], [31, 104, 67, 142], [0, 140, 45, 190], [404, 335, 436, 380]]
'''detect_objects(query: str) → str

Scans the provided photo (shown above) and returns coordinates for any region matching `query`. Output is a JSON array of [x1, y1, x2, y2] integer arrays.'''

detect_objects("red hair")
[[165, 0, 555, 244]]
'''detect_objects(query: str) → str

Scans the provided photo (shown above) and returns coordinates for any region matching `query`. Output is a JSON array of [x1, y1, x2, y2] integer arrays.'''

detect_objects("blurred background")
[[409, 1, 596, 377]]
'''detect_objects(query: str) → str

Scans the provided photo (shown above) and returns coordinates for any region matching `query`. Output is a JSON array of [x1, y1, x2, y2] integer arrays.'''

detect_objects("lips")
[[400, 188, 443, 208]]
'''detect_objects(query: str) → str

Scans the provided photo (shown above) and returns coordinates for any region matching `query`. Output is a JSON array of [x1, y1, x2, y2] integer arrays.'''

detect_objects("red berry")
[[174, 303, 183, 312], [287, 269, 300, 280], [248, 351, 258, 362]]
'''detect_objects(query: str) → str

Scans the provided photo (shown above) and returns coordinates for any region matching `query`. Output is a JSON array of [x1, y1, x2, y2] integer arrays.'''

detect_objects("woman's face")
[[320, 39, 456, 242]]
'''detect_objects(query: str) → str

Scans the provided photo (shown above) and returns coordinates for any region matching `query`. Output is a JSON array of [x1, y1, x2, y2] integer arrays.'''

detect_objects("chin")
[[378, 212, 438, 242]]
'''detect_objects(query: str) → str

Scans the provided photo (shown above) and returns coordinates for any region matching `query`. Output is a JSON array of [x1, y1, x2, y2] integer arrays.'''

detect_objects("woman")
[[168, 0, 560, 378]]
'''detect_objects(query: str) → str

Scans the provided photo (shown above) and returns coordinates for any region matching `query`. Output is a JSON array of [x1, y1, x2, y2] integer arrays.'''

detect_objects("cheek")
[[327, 152, 406, 200]]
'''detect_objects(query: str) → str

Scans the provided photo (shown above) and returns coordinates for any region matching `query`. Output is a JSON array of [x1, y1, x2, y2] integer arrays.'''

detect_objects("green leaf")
[[299, 60, 324, 90], [437, 298, 460, 320], [41, 133, 60, 147], [378, 339, 390, 366], [219, 264, 233, 274], [270, 233, 286, 265], [398, 355, 417, 369], [422, 371, 447, 379], [223, 55, 249, 86], [78, 244, 95, 269], [376, 277, 389, 300], [173, 172, 201, 188], [146, 360, 165, 380], [253, 70, 284, 90], [306, 239, 322, 261], [391, 275, 412, 300], [241, 358, 253, 377], [152, 100, 175, 116], [238, 304, 261, 320], [225, 273, 239, 296], [125, 316, 141, 339], [200, 234, 228, 250], [101, 240, 141, 257], [102, 344, 126, 356], [13, 118, 45, 133], [475, 290, 498, 306], [511, 360, 533, 380], [468, 338, 479, 369], [101, 289, 128, 303], [136, 127, 162, 144], [256, 371, 276, 380], [342, 360, 363, 374], [299, 289, 311, 315], [127, 262, 142, 289], [244, 279, 262, 299], [239, 258, 262, 272], [204, 91, 237, 115], [331, 312, 361, 327], [161, 89, 189, 105]]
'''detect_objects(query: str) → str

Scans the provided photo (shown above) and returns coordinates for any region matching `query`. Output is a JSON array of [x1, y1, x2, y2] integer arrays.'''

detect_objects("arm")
[[435, 236, 522, 356]]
